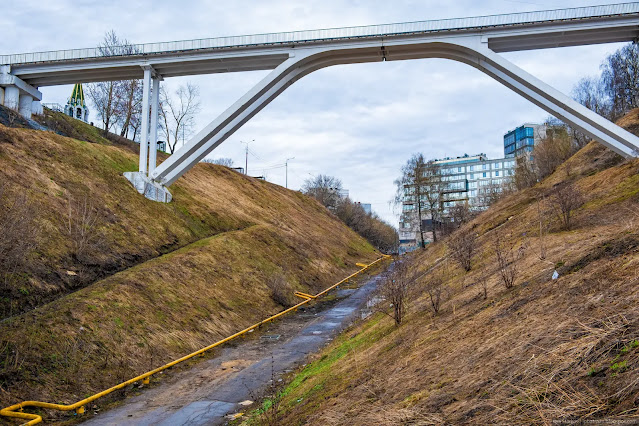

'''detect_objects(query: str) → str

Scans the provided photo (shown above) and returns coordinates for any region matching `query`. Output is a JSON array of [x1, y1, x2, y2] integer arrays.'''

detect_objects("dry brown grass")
[[0, 112, 380, 420], [269, 111, 639, 425]]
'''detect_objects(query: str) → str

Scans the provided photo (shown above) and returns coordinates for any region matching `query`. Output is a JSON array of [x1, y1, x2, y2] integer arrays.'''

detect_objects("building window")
[[482, 172, 487, 178], [495, 170, 499, 177], [458, 167, 462, 172]]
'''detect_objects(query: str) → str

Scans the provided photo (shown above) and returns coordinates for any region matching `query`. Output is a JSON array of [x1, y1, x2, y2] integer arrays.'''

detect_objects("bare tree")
[[548, 182, 584, 231], [601, 43, 639, 119], [425, 273, 446, 315], [447, 227, 478, 272], [448, 202, 474, 227], [116, 77, 143, 140], [0, 185, 39, 293], [572, 76, 611, 119], [493, 231, 526, 289], [533, 124, 574, 179], [478, 180, 515, 208], [513, 154, 538, 190], [394, 154, 446, 247], [88, 31, 140, 136], [301, 174, 344, 210], [160, 83, 201, 153], [66, 195, 101, 262], [376, 262, 411, 325]]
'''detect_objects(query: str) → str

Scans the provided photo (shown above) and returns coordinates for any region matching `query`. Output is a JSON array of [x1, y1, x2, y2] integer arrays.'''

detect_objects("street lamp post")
[[240, 139, 255, 175], [285, 157, 295, 188]]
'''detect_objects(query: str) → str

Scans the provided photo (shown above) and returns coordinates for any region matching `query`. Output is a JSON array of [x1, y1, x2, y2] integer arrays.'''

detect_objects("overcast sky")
[[1, 0, 628, 225]]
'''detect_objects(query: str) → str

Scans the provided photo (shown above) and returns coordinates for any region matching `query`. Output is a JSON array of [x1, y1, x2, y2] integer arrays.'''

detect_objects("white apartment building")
[[399, 154, 516, 253]]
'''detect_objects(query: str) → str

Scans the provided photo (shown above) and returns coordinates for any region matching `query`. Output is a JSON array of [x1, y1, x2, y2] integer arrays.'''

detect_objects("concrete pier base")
[[123, 171, 172, 203], [4, 86, 19, 110], [18, 94, 33, 119]]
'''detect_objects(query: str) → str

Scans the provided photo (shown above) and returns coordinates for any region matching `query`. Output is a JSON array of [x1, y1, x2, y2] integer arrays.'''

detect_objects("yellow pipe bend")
[[1, 255, 389, 425]]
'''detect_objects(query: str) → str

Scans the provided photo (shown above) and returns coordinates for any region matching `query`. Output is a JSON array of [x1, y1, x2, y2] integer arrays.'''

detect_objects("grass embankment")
[[0, 108, 380, 421], [0, 107, 376, 318], [264, 111, 639, 424]]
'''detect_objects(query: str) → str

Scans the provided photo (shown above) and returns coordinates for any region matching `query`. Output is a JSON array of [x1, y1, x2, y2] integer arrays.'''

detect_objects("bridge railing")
[[2, 3, 638, 65], [0, 255, 391, 425]]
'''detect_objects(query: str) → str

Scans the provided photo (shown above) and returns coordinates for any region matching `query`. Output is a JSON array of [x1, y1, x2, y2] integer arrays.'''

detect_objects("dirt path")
[[81, 270, 386, 425]]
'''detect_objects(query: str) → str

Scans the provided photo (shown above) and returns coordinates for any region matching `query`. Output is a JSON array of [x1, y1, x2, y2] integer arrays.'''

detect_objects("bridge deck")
[[2, 2, 639, 67]]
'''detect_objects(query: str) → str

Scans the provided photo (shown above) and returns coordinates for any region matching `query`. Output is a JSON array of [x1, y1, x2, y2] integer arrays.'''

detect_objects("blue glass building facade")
[[504, 123, 543, 158]]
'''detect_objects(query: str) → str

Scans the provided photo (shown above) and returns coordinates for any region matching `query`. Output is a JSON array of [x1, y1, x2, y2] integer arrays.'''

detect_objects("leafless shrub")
[[65, 195, 101, 262], [265, 274, 293, 307], [425, 275, 445, 315], [263, 354, 283, 426], [7, 108, 20, 127], [0, 186, 39, 311], [448, 202, 474, 227], [447, 227, 478, 272], [548, 182, 584, 231], [494, 231, 526, 289], [376, 261, 412, 325], [534, 191, 549, 260], [480, 273, 489, 300]]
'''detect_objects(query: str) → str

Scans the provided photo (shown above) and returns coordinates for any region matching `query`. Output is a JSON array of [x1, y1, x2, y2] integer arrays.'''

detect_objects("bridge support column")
[[149, 77, 160, 174], [18, 94, 33, 119], [139, 66, 152, 175], [3, 86, 19, 110], [123, 66, 172, 202], [1, 66, 43, 118]]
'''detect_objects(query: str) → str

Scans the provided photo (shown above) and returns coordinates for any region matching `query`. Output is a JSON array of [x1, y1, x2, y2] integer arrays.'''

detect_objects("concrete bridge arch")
[[149, 38, 639, 193]]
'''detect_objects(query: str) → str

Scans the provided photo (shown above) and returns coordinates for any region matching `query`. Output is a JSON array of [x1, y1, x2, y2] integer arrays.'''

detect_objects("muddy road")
[[82, 269, 387, 425]]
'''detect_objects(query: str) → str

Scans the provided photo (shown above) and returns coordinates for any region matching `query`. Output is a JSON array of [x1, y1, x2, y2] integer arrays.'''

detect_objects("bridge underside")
[[146, 37, 639, 194], [2, 4, 639, 200]]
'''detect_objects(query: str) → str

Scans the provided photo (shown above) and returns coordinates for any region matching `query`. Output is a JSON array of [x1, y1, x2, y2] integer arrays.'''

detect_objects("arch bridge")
[[2, 3, 639, 201]]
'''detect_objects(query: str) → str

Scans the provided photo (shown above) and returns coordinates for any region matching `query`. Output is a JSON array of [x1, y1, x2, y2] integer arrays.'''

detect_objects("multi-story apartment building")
[[503, 123, 547, 158], [398, 154, 516, 253]]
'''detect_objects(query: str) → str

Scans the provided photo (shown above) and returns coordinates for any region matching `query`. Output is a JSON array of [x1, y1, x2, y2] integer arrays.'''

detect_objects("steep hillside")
[[267, 112, 639, 424], [0, 107, 377, 318], [0, 109, 380, 417]]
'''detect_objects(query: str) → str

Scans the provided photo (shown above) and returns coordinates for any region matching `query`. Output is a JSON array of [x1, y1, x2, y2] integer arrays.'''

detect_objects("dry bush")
[[0, 185, 39, 316], [493, 231, 526, 289], [548, 182, 584, 231], [533, 191, 550, 260], [6, 108, 19, 127], [534, 126, 574, 179], [376, 261, 412, 325], [65, 195, 101, 262], [0, 186, 38, 277], [265, 274, 293, 307], [447, 228, 478, 272], [425, 275, 445, 315], [449, 203, 474, 226]]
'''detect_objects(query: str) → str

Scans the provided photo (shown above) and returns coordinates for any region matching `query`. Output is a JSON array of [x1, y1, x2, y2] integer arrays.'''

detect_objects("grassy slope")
[[1, 108, 374, 316], [271, 111, 639, 425], [0, 110, 379, 415]]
